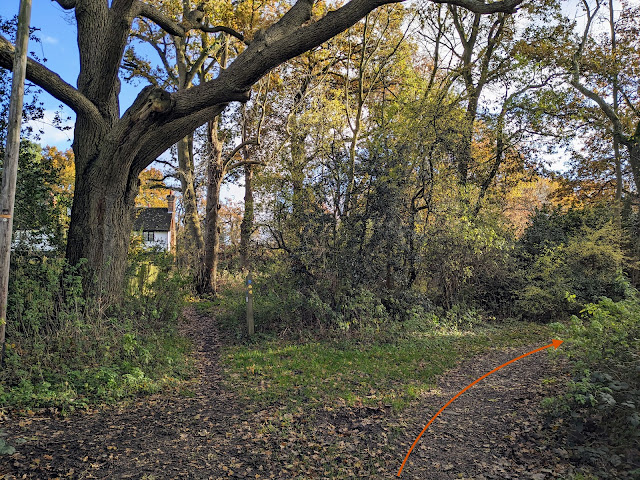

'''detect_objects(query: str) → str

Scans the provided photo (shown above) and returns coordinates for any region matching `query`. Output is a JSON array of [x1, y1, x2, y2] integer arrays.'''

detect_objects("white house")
[[132, 194, 176, 252], [12, 230, 57, 252]]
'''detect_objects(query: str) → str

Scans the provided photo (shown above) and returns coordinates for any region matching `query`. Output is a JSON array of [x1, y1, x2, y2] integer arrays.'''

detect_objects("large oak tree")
[[0, 0, 523, 302]]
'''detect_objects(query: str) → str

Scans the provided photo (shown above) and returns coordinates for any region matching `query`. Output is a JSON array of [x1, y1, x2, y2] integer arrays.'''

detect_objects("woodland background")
[[0, 0, 639, 476]]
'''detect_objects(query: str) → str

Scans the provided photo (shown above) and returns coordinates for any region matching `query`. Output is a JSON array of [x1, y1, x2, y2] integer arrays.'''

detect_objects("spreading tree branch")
[[133, 1, 246, 42], [225, 139, 260, 166], [134, 1, 186, 36], [227, 158, 264, 172], [135, 0, 527, 170], [569, 0, 632, 146], [434, 0, 522, 14], [152, 159, 177, 169], [199, 25, 246, 43], [0, 34, 103, 125]]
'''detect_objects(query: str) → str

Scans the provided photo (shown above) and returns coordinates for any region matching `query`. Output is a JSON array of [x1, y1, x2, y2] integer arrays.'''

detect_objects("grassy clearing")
[[211, 302, 553, 411]]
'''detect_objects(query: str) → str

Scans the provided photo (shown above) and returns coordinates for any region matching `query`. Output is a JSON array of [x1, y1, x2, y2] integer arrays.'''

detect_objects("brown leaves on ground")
[[0, 309, 608, 479]]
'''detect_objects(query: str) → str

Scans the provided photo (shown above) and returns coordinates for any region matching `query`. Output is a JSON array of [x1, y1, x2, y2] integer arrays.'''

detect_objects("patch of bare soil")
[[0, 310, 616, 479]]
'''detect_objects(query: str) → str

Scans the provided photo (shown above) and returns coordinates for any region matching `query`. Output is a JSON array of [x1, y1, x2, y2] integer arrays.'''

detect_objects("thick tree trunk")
[[177, 135, 205, 255], [66, 156, 140, 303], [240, 165, 254, 271], [201, 118, 224, 294]]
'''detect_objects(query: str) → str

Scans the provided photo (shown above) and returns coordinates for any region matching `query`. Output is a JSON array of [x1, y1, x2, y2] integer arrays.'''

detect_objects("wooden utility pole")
[[0, 0, 32, 368]]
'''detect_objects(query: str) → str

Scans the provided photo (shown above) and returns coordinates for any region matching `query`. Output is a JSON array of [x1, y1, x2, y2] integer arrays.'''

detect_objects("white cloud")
[[26, 110, 74, 149], [41, 35, 59, 45]]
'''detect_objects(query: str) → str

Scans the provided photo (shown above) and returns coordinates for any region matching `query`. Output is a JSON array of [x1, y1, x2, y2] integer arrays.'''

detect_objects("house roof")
[[133, 207, 172, 232]]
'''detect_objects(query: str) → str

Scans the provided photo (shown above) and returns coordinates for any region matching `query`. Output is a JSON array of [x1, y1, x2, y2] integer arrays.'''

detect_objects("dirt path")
[[1, 310, 581, 479], [392, 346, 572, 479]]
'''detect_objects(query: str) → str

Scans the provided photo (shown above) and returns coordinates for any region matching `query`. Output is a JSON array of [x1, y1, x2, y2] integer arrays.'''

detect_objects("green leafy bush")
[[0, 252, 192, 411], [549, 296, 640, 472], [516, 207, 628, 321], [420, 204, 518, 316]]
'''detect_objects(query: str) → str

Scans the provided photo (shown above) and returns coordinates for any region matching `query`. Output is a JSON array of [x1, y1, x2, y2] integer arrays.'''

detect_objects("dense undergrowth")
[[0, 249, 193, 412], [546, 296, 640, 476], [1, 197, 638, 477], [204, 202, 640, 476]]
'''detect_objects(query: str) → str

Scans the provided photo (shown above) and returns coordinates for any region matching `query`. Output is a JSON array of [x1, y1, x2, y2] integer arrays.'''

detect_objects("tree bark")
[[625, 122, 640, 195], [65, 155, 140, 299], [240, 164, 254, 271], [202, 117, 224, 293], [177, 135, 205, 254], [449, 8, 508, 186]]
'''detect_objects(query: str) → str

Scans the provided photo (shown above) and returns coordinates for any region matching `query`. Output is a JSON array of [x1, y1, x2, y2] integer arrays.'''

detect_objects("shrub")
[[0, 252, 192, 411], [516, 209, 628, 322], [548, 296, 640, 473], [420, 206, 518, 316]]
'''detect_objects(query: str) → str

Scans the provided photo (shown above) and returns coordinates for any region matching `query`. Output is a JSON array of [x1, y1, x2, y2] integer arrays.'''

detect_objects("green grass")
[[220, 318, 553, 411]]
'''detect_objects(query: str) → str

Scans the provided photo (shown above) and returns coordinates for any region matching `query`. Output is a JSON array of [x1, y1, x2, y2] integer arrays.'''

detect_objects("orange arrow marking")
[[397, 339, 563, 477]]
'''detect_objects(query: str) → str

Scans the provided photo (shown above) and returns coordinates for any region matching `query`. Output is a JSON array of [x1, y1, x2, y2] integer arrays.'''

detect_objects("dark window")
[[143, 231, 155, 242]]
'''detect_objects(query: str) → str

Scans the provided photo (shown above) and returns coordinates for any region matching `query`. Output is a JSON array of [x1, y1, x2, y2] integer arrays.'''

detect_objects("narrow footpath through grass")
[[1, 301, 617, 479]]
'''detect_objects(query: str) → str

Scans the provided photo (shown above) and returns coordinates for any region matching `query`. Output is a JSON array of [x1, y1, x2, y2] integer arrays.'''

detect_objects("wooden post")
[[0, 0, 32, 368], [246, 272, 254, 336]]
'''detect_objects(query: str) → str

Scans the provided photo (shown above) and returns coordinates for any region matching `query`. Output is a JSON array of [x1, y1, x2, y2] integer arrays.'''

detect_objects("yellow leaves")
[[504, 176, 560, 235], [135, 167, 171, 207], [42, 146, 75, 196]]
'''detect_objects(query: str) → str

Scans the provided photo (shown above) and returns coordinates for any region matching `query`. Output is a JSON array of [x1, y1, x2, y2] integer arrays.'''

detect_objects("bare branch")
[[570, 0, 629, 144], [0, 34, 103, 125], [185, 42, 217, 87], [152, 159, 177, 169], [571, 78, 626, 143], [619, 88, 640, 118], [227, 159, 265, 172], [130, 28, 178, 83], [158, 173, 178, 182], [134, 1, 186, 37], [199, 25, 246, 44], [224, 139, 260, 165]]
